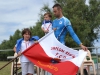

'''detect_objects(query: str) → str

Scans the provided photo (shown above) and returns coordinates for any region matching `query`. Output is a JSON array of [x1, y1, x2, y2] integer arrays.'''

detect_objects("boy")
[[16, 28, 39, 75], [41, 12, 52, 34]]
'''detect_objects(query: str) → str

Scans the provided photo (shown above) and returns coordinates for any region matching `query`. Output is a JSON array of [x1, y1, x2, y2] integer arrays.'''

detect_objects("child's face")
[[23, 32, 31, 41], [44, 15, 51, 21]]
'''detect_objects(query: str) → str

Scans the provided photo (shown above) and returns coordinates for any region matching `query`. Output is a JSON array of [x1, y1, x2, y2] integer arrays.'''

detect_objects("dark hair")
[[44, 12, 52, 18], [52, 4, 62, 10], [22, 28, 32, 37]]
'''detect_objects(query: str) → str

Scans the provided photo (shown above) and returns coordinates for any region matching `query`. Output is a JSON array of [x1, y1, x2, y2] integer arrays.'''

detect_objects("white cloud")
[[0, 0, 54, 44], [0, 1, 40, 23], [86, 0, 89, 5], [21, 20, 36, 26], [0, 25, 12, 43], [0, 0, 54, 23]]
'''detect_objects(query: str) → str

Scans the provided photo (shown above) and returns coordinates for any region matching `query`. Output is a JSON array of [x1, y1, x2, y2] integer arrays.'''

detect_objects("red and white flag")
[[23, 31, 87, 75]]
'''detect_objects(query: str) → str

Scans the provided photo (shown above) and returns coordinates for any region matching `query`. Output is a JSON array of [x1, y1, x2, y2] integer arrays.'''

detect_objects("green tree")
[[0, 29, 22, 60], [53, 0, 100, 47], [0, 0, 100, 60]]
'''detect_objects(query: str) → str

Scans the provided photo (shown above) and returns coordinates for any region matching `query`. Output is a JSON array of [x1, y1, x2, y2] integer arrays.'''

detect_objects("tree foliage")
[[53, 0, 100, 47], [0, 0, 100, 60]]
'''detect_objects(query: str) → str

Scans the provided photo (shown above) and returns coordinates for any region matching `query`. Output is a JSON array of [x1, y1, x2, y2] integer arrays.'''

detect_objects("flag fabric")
[[22, 31, 87, 75]]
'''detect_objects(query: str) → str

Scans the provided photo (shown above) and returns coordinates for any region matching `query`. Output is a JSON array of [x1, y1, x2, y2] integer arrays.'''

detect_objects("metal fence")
[[0, 47, 100, 75]]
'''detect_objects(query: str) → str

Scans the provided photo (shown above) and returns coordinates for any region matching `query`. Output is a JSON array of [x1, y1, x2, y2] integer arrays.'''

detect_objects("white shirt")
[[41, 22, 52, 33], [20, 40, 34, 62]]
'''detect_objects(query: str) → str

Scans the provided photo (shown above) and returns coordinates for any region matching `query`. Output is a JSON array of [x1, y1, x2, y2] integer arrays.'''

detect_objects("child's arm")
[[41, 27, 49, 33], [13, 46, 16, 52], [34, 41, 38, 44], [17, 51, 22, 56]]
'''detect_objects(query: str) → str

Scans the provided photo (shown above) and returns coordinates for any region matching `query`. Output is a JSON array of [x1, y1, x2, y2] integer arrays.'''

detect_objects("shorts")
[[21, 62, 34, 75]]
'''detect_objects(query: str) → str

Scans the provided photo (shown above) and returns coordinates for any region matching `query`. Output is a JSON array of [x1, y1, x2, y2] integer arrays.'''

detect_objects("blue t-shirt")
[[52, 16, 81, 45]]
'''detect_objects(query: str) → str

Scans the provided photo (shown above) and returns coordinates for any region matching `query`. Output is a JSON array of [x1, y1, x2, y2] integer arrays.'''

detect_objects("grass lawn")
[[0, 61, 11, 75]]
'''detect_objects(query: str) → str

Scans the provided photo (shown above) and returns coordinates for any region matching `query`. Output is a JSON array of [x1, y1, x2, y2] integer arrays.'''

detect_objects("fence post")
[[96, 48, 99, 75]]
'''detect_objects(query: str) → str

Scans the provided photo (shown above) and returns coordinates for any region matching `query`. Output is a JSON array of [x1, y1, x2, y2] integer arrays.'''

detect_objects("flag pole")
[[0, 56, 19, 70], [38, 30, 54, 42]]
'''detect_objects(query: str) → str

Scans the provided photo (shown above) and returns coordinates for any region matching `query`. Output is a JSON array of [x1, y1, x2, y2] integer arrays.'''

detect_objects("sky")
[[0, 0, 99, 49], [0, 0, 54, 43]]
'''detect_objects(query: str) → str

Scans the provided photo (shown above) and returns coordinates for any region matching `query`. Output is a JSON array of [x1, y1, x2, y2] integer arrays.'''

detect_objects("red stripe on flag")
[[23, 43, 79, 75]]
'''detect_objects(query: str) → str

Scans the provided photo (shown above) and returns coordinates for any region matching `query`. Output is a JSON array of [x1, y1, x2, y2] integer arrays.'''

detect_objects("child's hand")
[[17, 51, 22, 56], [53, 28, 57, 31], [34, 41, 38, 44], [44, 30, 49, 33]]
